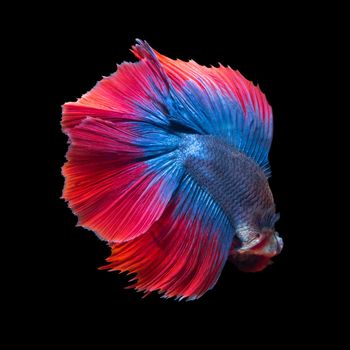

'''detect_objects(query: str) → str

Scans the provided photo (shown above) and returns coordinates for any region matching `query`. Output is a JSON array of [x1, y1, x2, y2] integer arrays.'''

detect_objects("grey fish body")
[[179, 134, 281, 260]]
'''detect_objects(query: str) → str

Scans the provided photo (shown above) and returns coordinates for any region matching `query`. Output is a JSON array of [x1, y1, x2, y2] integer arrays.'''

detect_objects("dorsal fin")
[[132, 40, 273, 175]]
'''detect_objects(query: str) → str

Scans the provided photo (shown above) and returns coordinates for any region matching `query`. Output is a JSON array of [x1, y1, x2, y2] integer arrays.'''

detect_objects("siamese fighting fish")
[[62, 40, 283, 300]]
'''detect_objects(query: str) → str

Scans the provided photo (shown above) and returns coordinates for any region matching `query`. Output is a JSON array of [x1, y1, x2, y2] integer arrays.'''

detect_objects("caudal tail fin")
[[62, 41, 184, 243]]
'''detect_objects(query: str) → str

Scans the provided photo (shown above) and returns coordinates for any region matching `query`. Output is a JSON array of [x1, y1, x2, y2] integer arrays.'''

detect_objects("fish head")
[[230, 218, 283, 272]]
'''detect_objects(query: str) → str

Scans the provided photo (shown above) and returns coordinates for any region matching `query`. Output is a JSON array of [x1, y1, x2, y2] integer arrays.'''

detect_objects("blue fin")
[[132, 40, 273, 175], [103, 173, 234, 300]]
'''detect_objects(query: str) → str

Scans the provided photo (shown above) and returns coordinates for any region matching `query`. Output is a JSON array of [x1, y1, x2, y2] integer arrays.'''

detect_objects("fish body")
[[62, 40, 283, 300], [180, 134, 282, 272]]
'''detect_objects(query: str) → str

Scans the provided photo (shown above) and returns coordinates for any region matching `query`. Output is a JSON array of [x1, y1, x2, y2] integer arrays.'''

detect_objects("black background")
[[31, 5, 334, 332]]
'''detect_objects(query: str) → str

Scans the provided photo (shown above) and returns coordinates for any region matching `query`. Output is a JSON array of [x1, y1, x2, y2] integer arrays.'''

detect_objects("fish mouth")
[[229, 253, 272, 272], [229, 232, 283, 272], [244, 231, 283, 257]]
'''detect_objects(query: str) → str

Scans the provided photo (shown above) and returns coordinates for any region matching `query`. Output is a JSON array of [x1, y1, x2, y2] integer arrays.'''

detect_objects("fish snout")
[[274, 232, 283, 254], [229, 230, 283, 272], [260, 231, 283, 257], [245, 231, 283, 258]]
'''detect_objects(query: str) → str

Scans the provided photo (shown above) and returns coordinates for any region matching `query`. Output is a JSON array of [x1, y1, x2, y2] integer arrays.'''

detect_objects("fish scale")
[[180, 134, 274, 239]]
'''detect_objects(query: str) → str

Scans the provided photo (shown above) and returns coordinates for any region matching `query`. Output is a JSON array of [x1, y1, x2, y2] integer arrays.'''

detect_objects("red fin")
[[62, 118, 180, 242], [154, 49, 272, 124], [62, 50, 169, 131], [102, 175, 233, 300]]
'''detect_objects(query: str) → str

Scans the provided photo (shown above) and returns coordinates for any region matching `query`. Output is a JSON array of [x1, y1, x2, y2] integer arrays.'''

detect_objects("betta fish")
[[62, 40, 283, 300]]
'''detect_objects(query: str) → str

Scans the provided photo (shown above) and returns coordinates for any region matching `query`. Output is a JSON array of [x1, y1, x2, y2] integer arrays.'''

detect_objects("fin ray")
[[62, 117, 183, 242], [103, 174, 234, 300], [150, 45, 273, 174]]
